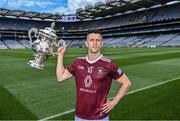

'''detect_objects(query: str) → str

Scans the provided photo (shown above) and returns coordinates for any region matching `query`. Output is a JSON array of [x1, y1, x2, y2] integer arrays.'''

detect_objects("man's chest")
[[75, 63, 110, 92], [75, 64, 109, 80]]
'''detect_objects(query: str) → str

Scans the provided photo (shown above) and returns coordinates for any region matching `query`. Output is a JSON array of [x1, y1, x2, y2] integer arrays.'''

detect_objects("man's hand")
[[101, 73, 131, 114], [57, 40, 67, 56], [57, 46, 66, 56], [101, 100, 117, 114]]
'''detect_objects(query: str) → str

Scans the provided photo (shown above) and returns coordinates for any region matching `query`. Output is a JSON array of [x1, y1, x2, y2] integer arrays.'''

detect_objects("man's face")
[[86, 33, 103, 54]]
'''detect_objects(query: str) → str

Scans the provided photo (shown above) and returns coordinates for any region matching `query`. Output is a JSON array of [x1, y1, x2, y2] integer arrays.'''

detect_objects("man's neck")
[[87, 52, 102, 61]]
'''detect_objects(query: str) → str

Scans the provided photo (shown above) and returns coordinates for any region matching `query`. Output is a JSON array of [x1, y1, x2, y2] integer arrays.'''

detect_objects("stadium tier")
[[0, 1, 180, 49]]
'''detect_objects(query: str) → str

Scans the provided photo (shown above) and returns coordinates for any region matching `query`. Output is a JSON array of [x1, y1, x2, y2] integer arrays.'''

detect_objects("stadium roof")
[[0, 0, 179, 21], [76, 0, 179, 20], [0, 8, 60, 21]]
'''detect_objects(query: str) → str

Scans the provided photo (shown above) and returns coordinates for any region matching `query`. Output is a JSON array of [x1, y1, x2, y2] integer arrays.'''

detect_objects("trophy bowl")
[[27, 22, 65, 70]]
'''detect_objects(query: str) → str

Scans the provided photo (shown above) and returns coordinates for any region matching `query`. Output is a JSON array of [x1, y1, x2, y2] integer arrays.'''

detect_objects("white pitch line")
[[39, 109, 75, 121], [39, 77, 180, 121]]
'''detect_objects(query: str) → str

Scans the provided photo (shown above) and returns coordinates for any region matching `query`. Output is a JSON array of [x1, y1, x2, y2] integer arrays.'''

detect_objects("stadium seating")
[[140, 34, 176, 47], [68, 39, 84, 48], [3, 39, 25, 49], [162, 34, 180, 46], [18, 39, 31, 48], [0, 2, 180, 49], [0, 40, 8, 49], [151, 3, 180, 22], [0, 3, 180, 30]]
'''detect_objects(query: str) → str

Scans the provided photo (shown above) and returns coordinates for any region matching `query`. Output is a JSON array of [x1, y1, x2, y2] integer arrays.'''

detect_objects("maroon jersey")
[[67, 55, 123, 120]]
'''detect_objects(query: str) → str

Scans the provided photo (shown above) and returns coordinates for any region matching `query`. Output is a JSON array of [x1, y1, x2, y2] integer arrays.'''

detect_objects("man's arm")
[[56, 46, 73, 82], [101, 73, 131, 113]]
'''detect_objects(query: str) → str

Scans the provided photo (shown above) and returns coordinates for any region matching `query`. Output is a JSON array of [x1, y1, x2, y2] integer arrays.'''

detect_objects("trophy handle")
[[53, 39, 66, 56], [57, 39, 66, 47], [28, 28, 38, 45]]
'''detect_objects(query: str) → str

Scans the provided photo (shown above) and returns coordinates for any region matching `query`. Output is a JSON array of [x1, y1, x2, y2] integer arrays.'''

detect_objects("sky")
[[0, 0, 105, 14]]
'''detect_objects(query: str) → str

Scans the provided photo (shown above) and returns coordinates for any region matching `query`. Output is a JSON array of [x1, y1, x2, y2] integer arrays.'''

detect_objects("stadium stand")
[[0, 40, 8, 49], [3, 39, 25, 49], [18, 39, 31, 48], [133, 36, 157, 47], [162, 33, 180, 46], [151, 3, 180, 22], [0, 0, 180, 48], [140, 34, 176, 47]]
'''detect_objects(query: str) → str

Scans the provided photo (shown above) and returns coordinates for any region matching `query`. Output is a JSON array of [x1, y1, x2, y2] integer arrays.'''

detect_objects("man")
[[56, 31, 131, 121]]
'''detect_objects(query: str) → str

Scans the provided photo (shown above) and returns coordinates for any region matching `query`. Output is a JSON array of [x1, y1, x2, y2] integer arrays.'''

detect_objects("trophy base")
[[27, 60, 44, 70]]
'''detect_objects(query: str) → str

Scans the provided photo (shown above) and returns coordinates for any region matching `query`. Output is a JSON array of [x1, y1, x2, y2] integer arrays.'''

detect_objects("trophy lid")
[[39, 22, 57, 39]]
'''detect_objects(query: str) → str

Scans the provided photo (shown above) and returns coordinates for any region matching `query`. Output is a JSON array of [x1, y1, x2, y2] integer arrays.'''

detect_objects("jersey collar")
[[86, 54, 103, 64]]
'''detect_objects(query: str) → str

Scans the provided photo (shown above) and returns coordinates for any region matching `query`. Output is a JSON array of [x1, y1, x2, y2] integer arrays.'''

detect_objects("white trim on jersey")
[[78, 57, 86, 59], [85, 54, 103, 64], [101, 56, 112, 63]]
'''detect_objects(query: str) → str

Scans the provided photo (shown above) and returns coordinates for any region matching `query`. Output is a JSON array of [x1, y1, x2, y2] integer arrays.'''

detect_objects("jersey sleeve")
[[110, 62, 123, 80], [67, 59, 76, 76]]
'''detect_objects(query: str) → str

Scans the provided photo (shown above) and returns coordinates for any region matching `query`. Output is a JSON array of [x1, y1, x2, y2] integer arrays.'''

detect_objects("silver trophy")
[[27, 22, 65, 70]]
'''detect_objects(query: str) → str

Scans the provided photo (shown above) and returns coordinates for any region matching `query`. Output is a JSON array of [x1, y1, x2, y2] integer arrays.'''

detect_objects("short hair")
[[86, 30, 102, 37], [86, 30, 102, 41]]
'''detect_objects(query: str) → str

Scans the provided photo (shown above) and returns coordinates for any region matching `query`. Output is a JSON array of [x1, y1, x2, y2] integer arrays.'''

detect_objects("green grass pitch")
[[0, 47, 180, 120]]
